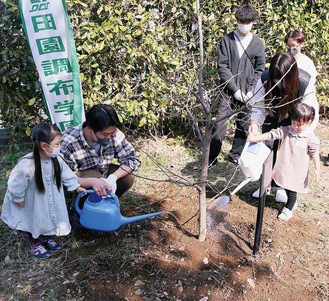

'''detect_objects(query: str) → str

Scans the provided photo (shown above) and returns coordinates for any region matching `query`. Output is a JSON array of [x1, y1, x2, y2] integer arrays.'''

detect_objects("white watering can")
[[239, 141, 271, 181], [214, 141, 271, 206]]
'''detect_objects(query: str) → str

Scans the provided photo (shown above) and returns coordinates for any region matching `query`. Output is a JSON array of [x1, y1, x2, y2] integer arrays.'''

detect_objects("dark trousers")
[[209, 92, 250, 164], [284, 189, 297, 211]]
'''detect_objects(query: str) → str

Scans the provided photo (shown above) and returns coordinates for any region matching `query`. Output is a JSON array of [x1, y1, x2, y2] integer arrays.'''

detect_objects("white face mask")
[[288, 47, 300, 56], [237, 23, 253, 34], [45, 145, 61, 158]]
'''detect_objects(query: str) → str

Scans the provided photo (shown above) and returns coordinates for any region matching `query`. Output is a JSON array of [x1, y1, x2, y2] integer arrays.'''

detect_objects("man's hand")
[[91, 178, 112, 196]]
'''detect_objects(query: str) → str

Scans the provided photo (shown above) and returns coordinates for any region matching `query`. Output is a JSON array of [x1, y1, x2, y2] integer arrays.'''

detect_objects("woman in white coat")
[[249, 53, 319, 201]]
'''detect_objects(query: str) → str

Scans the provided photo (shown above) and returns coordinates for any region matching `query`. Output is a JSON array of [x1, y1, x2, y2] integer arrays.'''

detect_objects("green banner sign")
[[18, 0, 85, 132]]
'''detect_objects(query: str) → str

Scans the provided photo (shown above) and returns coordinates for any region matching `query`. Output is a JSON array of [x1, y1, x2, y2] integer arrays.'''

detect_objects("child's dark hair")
[[291, 103, 315, 123], [32, 124, 62, 193], [84, 104, 123, 132], [235, 5, 259, 22]]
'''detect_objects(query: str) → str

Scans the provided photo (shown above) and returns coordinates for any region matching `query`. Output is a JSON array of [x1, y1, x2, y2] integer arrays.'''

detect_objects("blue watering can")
[[75, 190, 164, 232]]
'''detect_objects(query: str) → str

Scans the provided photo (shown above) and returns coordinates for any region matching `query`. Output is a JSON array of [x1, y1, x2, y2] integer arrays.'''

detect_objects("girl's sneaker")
[[29, 242, 51, 259], [278, 207, 293, 221], [40, 236, 62, 252]]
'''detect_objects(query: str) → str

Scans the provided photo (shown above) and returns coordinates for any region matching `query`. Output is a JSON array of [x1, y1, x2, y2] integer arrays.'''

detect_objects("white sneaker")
[[278, 207, 293, 221], [275, 189, 288, 203], [252, 187, 271, 198]]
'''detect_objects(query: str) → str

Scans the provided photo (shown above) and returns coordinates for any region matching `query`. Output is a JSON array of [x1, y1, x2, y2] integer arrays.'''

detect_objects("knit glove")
[[234, 89, 248, 103], [104, 174, 117, 194], [246, 91, 253, 100]]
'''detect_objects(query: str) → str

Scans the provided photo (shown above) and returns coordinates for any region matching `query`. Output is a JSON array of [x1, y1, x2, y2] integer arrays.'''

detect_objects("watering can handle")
[[74, 190, 119, 215], [75, 189, 94, 215]]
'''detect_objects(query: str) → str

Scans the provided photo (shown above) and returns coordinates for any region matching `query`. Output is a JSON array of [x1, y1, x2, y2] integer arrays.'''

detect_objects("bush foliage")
[[1, 0, 328, 141]]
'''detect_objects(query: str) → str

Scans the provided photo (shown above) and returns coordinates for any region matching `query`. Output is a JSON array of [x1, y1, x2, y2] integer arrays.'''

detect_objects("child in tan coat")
[[248, 103, 320, 221]]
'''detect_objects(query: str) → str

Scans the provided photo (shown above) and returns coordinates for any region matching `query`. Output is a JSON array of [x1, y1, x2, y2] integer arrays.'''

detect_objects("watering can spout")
[[119, 211, 164, 227]]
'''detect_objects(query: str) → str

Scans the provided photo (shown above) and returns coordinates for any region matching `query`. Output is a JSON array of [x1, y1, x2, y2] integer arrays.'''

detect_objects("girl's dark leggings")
[[284, 189, 297, 210]]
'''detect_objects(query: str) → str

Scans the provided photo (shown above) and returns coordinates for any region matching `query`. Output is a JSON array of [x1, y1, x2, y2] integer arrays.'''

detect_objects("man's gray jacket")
[[218, 31, 265, 96]]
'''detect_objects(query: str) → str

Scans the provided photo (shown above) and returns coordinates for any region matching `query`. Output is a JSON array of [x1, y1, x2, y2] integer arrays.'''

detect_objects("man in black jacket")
[[209, 5, 265, 167]]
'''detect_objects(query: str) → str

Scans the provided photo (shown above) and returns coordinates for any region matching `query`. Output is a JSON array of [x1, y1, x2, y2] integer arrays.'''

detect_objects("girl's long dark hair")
[[265, 53, 299, 122], [32, 124, 62, 193]]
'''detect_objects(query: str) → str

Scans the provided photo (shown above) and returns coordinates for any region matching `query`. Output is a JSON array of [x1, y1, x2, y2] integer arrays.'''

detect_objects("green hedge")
[[1, 0, 328, 142]]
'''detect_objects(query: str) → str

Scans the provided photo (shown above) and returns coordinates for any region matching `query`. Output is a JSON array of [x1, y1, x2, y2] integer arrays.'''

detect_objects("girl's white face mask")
[[45, 145, 61, 158], [237, 23, 253, 34]]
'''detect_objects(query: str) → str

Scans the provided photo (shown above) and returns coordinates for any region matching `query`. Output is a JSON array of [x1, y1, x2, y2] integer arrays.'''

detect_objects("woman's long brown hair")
[[265, 53, 299, 122]]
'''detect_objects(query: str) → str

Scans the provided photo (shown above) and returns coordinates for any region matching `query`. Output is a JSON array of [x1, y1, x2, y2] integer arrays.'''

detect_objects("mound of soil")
[[62, 178, 328, 301]]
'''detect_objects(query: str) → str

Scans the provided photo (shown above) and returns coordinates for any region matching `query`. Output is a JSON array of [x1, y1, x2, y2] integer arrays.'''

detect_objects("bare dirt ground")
[[0, 121, 328, 301]]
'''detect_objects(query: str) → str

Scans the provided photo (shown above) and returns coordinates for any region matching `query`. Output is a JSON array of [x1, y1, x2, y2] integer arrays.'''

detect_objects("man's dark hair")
[[235, 5, 259, 22], [85, 104, 123, 132]]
